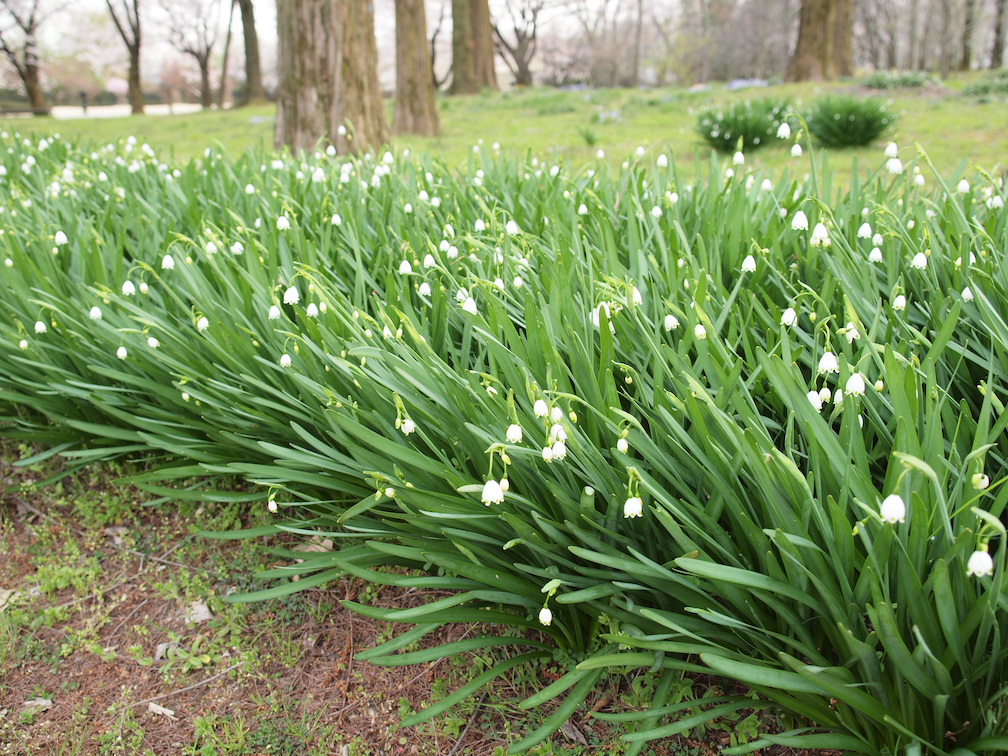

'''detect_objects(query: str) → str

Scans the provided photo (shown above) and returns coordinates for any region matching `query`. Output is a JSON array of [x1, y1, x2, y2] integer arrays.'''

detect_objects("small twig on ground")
[[446, 691, 487, 756], [107, 598, 149, 640], [129, 662, 244, 708]]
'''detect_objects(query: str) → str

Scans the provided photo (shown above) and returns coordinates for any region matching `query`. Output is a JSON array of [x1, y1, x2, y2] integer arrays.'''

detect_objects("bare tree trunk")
[[960, 0, 975, 69], [342, 0, 389, 148], [218, 0, 235, 108], [199, 57, 212, 107], [885, 2, 898, 67], [631, 0, 642, 86], [908, 0, 918, 67], [470, 0, 498, 90], [939, 0, 952, 76], [993, 0, 1007, 67], [106, 0, 144, 115], [830, 0, 852, 75], [128, 46, 144, 113], [394, 0, 440, 135], [21, 32, 45, 110], [786, 0, 834, 79], [918, 0, 933, 69], [450, 0, 477, 93], [23, 63, 45, 110], [237, 0, 265, 103], [275, 0, 388, 154]]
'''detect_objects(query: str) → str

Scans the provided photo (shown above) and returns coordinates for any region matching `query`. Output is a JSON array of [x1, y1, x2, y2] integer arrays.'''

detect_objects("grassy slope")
[[6, 73, 1005, 186]]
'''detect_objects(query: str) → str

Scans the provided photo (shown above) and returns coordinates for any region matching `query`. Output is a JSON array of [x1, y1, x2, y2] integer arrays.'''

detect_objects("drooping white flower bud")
[[506, 424, 523, 444], [481, 479, 505, 505], [818, 352, 839, 374], [879, 494, 905, 524], [807, 390, 823, 412], [966, 549, 993, 577]]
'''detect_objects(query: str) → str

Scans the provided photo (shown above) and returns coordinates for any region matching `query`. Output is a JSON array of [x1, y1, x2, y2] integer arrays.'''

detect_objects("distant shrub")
[[696, 98, 791, 152], [963, 70, 1008, 97], [860, 70, 938, 89], [806, 94, 895, 148]]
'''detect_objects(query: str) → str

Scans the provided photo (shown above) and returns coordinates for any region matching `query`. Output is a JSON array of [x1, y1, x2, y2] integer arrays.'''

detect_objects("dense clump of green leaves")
[[860, 70, 938, 89], [806, 94, 896, 148], [963, 70, 1008, 97], [696, 98, 791, 152], [0, 133, 1007, 755]]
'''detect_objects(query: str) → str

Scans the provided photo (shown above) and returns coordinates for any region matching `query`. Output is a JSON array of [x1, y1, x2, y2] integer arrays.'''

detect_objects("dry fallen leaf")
[[0, 587, 20, 613], [22, 698, 52, 712], [147, 702, 176, 720], [291, 536, 333, 553], [185, 600, 213, 624], [560, 718, 588, 746], [154, 641, 180, 661]]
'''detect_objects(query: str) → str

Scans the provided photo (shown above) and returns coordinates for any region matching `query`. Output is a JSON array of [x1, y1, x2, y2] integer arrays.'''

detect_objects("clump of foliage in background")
[[0, 131, 1006, 755], [695, 97, 791, 152], [859, 70, 938, 89], [805, 94, 896, 147], [963, 70, 1008, 98]]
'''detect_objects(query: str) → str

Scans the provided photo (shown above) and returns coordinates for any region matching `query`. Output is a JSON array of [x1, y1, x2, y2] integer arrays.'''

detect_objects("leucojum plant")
[[0, 130, 1006, 754]]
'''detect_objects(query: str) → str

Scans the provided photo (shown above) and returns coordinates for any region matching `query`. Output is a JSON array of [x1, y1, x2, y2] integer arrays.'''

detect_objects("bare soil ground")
[[0, 446, 823, 756]]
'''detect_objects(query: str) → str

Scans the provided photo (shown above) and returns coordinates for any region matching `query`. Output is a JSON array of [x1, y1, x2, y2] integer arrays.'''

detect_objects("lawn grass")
[[6, 72, 1004, 186]]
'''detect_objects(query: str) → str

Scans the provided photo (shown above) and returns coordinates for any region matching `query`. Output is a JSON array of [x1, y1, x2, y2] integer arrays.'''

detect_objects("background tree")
[[449, 0, 476, 92], [450, 0, 497, 93], [492, 0, 545, 86], [993, 0, 1007, 67], [217, 0, 235, 108], [106, 0, 143, 114], [470, 0, 498, 90], [429, 0, 451, 89], [236, 0, 264, 104], [959, 0, 975, 69], [786, 0, 852, 79], [160, 0, 221, 109], [0, 0, 50, 112], [275, 0, 388, 154], [394, 0, 440, 135]]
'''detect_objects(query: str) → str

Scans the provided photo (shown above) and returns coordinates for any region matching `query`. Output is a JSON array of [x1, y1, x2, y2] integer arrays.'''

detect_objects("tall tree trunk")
[[631, 0, 642, 86], [394, 0, 440, 135], [960, 0, 975, 69], [830, 0, 852, 76], [918, 0, 933, 69], [342, 0, 389, 148], [786, 0, 834, 80], [22, 32, 46, 111], [993, 0, 1007, 67], [908, 0, 919, 67], [450, 0, 477, 93], [200, 58, 212, 108], [23, 63, 46, 111], [470, 0, 497, 89], [237, 0, 265, 103], [218, 0, 235, 109], [939, 0, 952, 76], [275, 0, 388, 154], [128, 46, 144, 114]]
